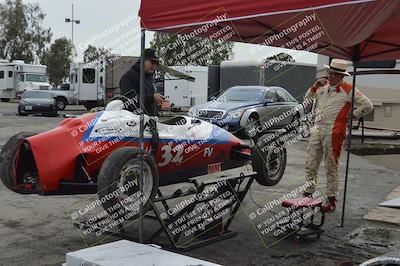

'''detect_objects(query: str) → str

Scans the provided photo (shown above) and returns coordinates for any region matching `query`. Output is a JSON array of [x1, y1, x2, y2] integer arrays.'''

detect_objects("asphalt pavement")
[[0, 102, 399, 266]]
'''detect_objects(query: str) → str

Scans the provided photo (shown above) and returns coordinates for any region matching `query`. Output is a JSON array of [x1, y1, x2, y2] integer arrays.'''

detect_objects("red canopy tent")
[[136, 0, 400, 232], [140, 0, 400, 61]]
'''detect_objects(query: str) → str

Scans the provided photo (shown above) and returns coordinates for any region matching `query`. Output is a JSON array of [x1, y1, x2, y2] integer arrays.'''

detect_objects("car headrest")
[[105, 99, 124, 111]]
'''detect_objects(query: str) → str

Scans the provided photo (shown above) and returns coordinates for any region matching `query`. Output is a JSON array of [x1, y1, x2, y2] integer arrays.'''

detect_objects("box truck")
[[0, 60, 51, 101]]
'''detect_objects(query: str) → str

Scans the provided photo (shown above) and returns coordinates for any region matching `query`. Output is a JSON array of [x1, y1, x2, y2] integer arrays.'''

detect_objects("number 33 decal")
[[158, 145, 183, 167]]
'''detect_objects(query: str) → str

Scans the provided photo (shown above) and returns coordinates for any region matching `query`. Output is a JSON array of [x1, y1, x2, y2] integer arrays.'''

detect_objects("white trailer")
[[67, 58, 199, 110], [0, 60, 50, 101], [164, 66, 208, 109], [69, 60, 106, 110]]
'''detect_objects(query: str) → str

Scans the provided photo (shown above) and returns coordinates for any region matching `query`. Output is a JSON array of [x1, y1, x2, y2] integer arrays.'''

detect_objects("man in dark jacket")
[[119, 48, 165, 116]]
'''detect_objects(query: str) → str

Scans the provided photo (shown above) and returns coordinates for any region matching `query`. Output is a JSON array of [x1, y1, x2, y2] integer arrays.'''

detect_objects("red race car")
[[0, 98, 287, 217]]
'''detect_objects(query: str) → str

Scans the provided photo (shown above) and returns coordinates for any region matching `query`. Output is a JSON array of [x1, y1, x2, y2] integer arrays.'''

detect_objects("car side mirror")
[[264, 98, 274, 105]]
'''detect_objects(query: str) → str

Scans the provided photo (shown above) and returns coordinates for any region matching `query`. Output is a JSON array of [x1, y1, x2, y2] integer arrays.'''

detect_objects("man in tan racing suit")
[[303, 58, 373, 212]]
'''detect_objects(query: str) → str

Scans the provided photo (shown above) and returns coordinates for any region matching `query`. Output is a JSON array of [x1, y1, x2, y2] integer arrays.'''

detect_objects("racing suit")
[[304, 81, 373, 197]]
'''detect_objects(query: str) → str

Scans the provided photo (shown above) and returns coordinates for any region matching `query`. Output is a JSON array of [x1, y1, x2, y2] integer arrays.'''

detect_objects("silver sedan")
[[189, 86, 305, 137]]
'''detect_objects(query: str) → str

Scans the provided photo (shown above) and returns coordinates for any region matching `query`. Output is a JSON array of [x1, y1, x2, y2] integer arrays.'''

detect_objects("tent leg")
[[139, 29, 146, 242], [339, 45, 359, 227]]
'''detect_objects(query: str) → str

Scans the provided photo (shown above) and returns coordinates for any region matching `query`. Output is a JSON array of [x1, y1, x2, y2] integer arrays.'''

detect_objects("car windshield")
[[25, 74, 47, 83], [60, 83, 70, 90], [23, 91, 53, 99], [219, 88, 264, 102]]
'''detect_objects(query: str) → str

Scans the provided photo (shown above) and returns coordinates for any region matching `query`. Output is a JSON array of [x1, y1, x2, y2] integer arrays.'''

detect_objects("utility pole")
[[65, 3, 80, 105], [65, 3, 80, 47]]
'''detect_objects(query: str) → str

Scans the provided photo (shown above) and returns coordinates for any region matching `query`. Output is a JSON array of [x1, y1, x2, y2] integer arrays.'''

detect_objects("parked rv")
[[69, 60, 106, 110], [0, 60, 51, 102]]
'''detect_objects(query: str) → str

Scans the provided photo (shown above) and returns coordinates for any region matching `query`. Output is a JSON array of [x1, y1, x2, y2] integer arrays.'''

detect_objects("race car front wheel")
[[251, 134, 287, 186], [97, 147, 159, 220], [0, 131, 37, 193]]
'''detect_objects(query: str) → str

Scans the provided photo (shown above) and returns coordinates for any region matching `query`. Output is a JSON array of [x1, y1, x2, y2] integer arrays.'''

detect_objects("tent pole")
[[339, 44, 360, 227], [139, 29, 146, 242]]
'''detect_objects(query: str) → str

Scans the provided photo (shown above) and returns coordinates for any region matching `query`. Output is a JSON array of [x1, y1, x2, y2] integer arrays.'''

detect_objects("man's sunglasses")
[[150, 59, 159, 65]]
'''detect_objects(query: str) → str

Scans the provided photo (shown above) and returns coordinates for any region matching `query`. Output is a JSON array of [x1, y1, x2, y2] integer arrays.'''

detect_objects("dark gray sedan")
[[189, 86, 304, 136], [18, 90, 58, 116]]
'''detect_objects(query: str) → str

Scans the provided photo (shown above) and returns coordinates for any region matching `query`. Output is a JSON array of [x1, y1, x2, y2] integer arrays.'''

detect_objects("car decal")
[[81, 112, 104, 142], [80, 112, 233, 145]]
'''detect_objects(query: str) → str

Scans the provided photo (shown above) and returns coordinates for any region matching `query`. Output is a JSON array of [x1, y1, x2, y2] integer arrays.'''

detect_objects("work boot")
[[322, 196, 337, 212]]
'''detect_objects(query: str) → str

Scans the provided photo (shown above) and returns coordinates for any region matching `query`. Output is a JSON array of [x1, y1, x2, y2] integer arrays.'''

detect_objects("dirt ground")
[[0, 102, 399, 266]]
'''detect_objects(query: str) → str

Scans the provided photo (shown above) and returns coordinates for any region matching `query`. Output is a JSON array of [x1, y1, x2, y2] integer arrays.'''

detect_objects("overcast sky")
[[21, 0, 317, 64]]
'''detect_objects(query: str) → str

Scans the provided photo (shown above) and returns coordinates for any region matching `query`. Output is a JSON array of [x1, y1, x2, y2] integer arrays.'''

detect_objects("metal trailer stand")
[[275, 197, 325, 243], [76, 173, 255, 251], [150, 174, 255, 250]]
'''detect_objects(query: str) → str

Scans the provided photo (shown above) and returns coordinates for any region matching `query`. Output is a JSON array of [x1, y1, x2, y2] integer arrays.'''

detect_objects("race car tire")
[[97, 147, 159, 220], [251, 133, 287, 186], [0, 131, 37, 193]]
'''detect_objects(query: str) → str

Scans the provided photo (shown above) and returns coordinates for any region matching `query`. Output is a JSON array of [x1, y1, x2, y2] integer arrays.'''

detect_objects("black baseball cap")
[[143, 48, 159, 61]]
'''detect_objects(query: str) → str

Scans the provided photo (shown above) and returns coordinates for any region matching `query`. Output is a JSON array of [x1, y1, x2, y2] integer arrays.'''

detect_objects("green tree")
[[0, 0, 52, 63], [83, 45, 115, 66], [150, 32, 234, 66], [42, 38, 74, 87], [267, 52, 295, 62]]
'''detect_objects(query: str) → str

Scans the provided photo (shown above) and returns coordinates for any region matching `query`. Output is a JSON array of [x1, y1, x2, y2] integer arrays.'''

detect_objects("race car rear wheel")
[[97, 147, 159, 220], [0, 131, 37, 193], [251, 134, 287, 186]]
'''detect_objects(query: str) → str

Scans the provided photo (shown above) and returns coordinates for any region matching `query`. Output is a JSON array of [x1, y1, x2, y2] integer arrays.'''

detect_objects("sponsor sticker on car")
[[208, 162, 221, 174]]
